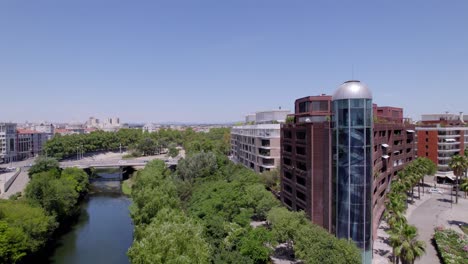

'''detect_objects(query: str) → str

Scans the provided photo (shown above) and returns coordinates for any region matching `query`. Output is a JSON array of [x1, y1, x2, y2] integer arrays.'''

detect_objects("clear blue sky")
[[1, 0, 467, 123]]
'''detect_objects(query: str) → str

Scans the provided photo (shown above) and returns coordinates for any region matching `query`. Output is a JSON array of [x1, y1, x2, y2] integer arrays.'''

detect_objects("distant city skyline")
[[1, 1, 467, 123]]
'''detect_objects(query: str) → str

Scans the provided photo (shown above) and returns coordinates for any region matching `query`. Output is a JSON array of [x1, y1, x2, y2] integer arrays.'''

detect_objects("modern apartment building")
[[280, 81, 416, 264], [0, 123, 18, 163], [231, 110, 290, 173], [416, 113, 467, 180], [16, 129, 49, 160]]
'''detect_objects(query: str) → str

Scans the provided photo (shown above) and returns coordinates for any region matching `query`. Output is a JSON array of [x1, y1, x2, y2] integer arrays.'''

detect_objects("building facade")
[[416, 123, 467, 180], [0, 123, 17, 163], [16, 129, 49, 160], [231, 124, 282, 173], [231, 110, 290, 173], [280, 81, 416, 263], [332, 81, 373, 263]]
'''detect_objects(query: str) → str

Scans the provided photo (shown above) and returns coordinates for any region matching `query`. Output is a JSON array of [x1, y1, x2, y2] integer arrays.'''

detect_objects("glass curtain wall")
[[332, 98, 373, 264]]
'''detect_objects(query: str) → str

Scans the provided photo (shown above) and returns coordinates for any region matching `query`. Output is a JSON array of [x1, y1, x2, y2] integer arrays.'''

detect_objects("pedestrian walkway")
[[372, 187, 433, 264]]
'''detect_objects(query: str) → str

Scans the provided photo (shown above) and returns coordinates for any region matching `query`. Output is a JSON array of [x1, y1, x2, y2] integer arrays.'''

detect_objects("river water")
[[40, 170, 134, 264]]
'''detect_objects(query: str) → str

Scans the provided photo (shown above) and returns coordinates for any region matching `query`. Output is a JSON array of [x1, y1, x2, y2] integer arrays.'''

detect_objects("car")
[[428, 188, 444, 194]]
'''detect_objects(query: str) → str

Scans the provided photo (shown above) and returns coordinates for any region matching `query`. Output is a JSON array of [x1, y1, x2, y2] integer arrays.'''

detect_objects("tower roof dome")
[[332, 80, 372, 100]]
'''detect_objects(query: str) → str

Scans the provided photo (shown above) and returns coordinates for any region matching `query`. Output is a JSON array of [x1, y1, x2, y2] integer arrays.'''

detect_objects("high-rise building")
[[231, 110, 290, 173], [280, 81, 416, 264]]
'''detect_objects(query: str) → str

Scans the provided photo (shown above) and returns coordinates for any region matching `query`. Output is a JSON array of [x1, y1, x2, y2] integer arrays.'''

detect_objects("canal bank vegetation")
[[384, 157, 436, 264], [127, 129, 361, 264], [0, 160, 89, 263]]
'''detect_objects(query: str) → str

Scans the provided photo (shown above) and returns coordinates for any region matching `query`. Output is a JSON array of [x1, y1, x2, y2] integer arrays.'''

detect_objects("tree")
[[460, 178, 468, 198], [238, 227, 273, 263], [176, 152, 218, 182], [61, 167, 89, 196], [449, 154, 468, 203], [135, 137, 157, 156], [259, 170, 280, 192], [127, 209, 211, 264], [168, 143, 179, 158], [28, 157, 59, 177], [0, 221, 28, 264], [267, 207, 307, 250], [25, 171, 79, 221], [294, 224, 361, 264], [391, 224, 425, 264], [0, 200, 57, 263]]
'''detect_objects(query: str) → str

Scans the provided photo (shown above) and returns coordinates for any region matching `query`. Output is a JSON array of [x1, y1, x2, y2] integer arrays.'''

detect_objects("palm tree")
[[385, 193, 407, 229], [448, 154, 468, 204], [460, 178, 468, 198], [400, 224, 425, 264], [389, 223, 404, 264], [392, 224, 425, 264]]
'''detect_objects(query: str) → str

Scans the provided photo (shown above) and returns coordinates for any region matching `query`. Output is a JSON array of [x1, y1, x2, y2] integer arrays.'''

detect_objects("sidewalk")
[[372, 188, 433, 264]]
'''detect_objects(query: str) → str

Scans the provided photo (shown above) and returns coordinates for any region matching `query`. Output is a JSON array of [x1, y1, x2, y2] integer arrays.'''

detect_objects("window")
[[297, 191, 306, 201], [297, 161, 307, 171], [284, 131, 292, 139], [284, 144, 292, 152], [296, 131, 306, 140], [284, 184, 292, 193], [297, 176, 306, 186], [311, 101, 328, 111], [298, 102, 309, 113], [296, 146, 306, 155], [284, 171, 292, 179], [283, 158, 292, 166]]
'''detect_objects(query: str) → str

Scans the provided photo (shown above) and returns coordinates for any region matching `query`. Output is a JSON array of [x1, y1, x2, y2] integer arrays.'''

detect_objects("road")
[[408, 184, 468, 264], [1, 169, 30, 199]]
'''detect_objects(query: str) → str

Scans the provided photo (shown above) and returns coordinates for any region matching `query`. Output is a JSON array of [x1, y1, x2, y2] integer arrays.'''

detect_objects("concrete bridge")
[[59, 159, 179, 170]]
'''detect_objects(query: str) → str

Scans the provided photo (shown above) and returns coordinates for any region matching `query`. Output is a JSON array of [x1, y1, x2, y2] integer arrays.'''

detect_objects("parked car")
[[428, 188, 444, 194]]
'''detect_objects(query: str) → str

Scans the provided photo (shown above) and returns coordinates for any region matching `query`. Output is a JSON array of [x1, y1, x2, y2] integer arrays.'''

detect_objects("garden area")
[[434, 227, 468, 264]]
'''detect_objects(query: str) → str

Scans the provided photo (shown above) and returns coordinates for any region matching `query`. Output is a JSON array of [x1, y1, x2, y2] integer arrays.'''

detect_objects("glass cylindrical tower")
[[332, 80, 373, 264]]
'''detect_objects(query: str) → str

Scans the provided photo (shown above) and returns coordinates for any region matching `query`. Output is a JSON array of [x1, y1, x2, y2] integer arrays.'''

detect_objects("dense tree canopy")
[[27, 156, 59, 177], [128, 128, 361, 264], [0, 200, 57, 263], [128, 208, 210, 264], [0, 157, 90, 263], [43, 127, 231, 160]]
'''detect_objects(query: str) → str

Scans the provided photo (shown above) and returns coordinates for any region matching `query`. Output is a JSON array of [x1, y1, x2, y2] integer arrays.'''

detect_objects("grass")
[[433, 227, 468, 264], [461, 225, 468, 235], [122, 178, 133, 196]]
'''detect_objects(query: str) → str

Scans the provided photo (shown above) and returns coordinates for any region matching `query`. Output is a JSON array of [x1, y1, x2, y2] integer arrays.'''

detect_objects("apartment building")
[[0, 123, 18, 163], [280, 81, 416, 264], [416, 113, 467, 180], [16, 129, 49, 160], [231, 110, 290, 173]]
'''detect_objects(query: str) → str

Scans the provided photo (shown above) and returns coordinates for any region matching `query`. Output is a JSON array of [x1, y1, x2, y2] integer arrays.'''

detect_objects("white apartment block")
[[231, 110, 290, 173], [231, 124, 281, 173]]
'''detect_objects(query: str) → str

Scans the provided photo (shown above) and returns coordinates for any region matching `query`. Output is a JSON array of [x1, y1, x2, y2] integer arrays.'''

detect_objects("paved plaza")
[[373, 176, 468, 264]]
